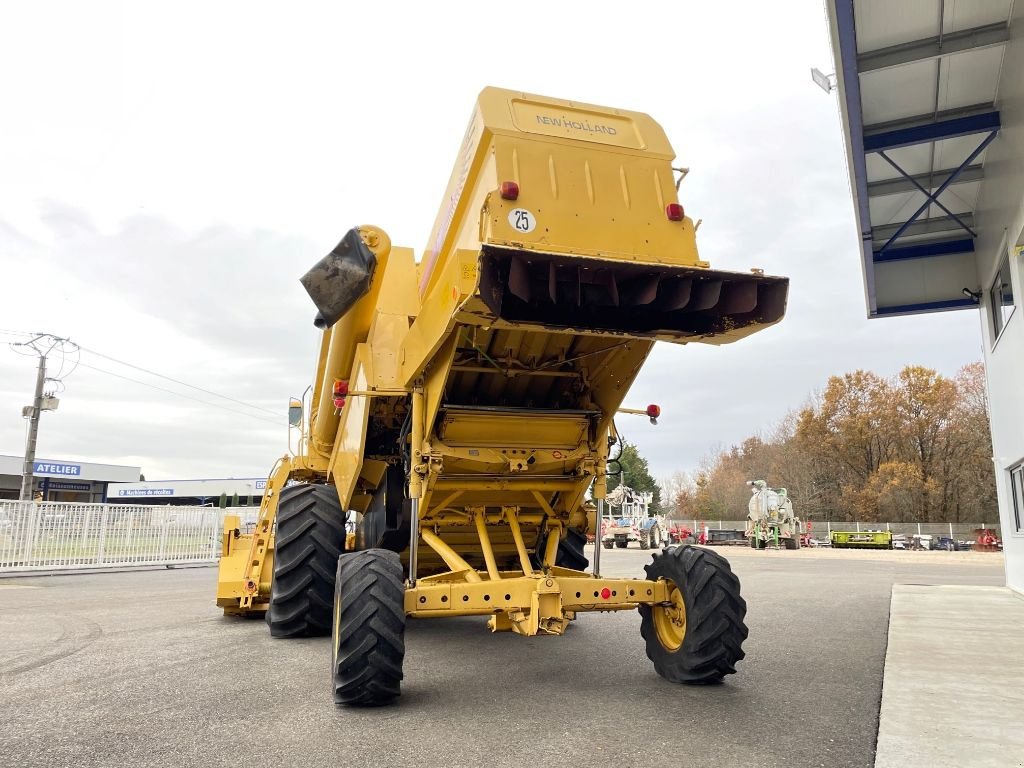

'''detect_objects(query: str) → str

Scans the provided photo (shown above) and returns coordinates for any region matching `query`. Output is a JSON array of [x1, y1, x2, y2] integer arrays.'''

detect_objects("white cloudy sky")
[[0, 1, 983, 483]]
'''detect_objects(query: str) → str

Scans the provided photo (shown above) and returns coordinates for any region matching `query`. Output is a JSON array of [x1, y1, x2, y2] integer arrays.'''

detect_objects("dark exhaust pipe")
[[300, 228, 377, 329]]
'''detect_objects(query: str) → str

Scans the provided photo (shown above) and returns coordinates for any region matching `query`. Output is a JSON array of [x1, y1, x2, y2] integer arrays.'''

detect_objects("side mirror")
[[288, 398, 303, 428]]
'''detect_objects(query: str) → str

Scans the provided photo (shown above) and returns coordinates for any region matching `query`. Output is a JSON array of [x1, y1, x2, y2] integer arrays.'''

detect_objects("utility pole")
[[20, 352, 48, 500], [11, 334, 71, 501]]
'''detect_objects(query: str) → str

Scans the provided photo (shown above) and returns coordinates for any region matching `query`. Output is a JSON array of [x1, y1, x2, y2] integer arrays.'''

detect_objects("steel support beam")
[[867, 165, 984, 197], [872, 237, 974, 263], [864, 110, 1000, 152], [858, 22, 1009, 73], [864, 103, 995, 136], [876, 151, 976, 237], [875, 299, 976, 316], [875, 129, 996, 251], [872, 213, 975, 244]]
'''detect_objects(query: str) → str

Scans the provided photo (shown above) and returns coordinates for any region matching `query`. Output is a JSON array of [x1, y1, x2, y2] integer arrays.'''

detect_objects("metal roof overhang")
[[825, 0, 1012, 318]]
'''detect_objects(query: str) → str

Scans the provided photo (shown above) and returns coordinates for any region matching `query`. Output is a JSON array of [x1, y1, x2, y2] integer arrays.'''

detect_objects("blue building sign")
[[34, 461, 82, 476]]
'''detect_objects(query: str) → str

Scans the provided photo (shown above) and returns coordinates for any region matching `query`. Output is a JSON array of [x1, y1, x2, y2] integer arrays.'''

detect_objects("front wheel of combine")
[[639, 545, 748, 685], [332, 549, 406, 707], [267, 484, 347, 638]]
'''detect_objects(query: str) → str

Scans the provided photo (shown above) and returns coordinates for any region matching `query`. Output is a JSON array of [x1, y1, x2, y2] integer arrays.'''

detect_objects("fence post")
[[886, 522, 891, 531], [856, 522, 861, 532], [80, 506, 92, 562], [210, 511, 220, 560], [95, 505, 109, 565], [949, 522, 954, 539], [827, 521, 831, 535], [718, 520, 723, 530], [157, 513, 169, 563], [21, 503, 41, 568], [917, 522, 921, 535]]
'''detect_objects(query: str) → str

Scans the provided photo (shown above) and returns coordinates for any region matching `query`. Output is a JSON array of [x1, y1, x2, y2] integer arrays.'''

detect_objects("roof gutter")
[[828, 0, 877, 316]]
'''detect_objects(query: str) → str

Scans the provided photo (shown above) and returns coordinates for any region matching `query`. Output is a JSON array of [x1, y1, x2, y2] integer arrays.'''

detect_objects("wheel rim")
[[652, 579, 687, 651]]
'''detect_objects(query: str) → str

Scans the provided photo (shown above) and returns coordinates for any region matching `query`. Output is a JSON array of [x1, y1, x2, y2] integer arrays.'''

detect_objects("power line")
[[77, 345, 281, 417], [77, 361, 285, 427]]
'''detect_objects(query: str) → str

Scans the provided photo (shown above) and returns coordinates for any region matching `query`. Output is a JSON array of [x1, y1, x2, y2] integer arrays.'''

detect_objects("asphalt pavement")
[[0, 547, 1004, 768]]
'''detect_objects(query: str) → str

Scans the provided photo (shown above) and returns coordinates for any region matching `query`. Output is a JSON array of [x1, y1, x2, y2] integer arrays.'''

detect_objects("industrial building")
[[825, 0, 1024, 595], [107, 477, 266, 506], [0, 453, 264, 506], [0, 454, 140, 503]]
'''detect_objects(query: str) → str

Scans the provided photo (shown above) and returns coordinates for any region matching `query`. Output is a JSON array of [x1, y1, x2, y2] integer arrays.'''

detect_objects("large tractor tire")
[[615, 540, 628, 549], [639, 545, 747, 685], [266, 484, 347, 638], [639, 531, 650, 550], [749, 536, 758, 549], [602, 540, 614, 549], [332, 549, 406, 707]]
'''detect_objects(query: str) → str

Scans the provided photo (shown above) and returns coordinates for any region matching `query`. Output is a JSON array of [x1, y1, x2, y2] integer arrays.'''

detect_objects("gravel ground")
[[0, 546, 1005, 768]]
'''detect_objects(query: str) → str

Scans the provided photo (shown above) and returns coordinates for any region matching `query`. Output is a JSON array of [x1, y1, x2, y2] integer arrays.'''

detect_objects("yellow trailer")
[[217, 87, 788, 705]]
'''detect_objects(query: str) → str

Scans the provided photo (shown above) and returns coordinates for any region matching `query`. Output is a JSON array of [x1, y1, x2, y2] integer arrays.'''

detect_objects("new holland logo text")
[[535, 115, 618, 135]]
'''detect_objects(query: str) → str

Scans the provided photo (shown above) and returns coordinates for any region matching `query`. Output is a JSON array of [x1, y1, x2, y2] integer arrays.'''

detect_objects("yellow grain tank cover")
[[418, 87, 787, 343], [420, 88, 683, 295]]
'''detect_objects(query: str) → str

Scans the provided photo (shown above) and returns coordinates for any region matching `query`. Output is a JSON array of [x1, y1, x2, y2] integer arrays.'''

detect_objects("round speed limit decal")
[[508, 208, 537, 234]]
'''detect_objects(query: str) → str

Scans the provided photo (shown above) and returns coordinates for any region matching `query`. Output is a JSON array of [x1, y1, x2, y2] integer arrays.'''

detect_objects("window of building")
[[1012, 463, 1024, 533], [989, 251, 1015, 342]]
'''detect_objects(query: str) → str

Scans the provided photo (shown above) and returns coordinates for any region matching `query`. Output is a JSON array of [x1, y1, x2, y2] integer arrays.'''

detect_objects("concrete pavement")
[[875, 585, 1024, 768], [0, 547, 1005, 768]]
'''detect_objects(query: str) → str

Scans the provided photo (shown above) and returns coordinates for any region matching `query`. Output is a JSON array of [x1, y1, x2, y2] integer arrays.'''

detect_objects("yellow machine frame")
[[217, 87, 786, 647]]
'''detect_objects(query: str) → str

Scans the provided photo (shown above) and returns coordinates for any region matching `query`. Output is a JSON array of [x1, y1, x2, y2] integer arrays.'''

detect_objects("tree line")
[[660, 363, 996, 524]]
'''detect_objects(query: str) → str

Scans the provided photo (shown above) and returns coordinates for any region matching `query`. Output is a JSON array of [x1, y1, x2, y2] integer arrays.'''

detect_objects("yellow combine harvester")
[[217, 87, 788, 706]]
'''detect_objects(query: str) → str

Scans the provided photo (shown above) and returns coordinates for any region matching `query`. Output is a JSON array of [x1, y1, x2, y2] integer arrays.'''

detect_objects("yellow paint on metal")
[[216, 87, 788, 629], [652, 579, 687, 651]]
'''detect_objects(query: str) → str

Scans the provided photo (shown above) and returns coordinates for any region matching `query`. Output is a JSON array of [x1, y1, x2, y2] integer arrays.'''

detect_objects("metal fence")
[[676, 519, 1002, 541], [0, 501, 228, 574]]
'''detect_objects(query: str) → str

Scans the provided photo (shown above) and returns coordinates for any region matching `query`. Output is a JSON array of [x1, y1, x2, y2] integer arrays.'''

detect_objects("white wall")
[[974, 1, 1024, 594]]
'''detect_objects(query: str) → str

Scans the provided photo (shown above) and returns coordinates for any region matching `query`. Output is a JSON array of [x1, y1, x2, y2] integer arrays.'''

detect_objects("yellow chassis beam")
[[405, 569, 670, 636]]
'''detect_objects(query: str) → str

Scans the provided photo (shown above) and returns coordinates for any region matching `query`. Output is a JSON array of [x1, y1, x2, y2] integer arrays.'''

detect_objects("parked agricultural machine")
[[830, 530, 893, 549], [745, 480, 802, 550], [600, 484, 665, 549], [666, 522, 694, 544], [215, 87, 788, 705]]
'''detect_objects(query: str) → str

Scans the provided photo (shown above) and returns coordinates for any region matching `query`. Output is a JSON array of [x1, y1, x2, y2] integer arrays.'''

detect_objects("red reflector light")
[[500, 181, 519, 200], [646, 404, 661, 419], [332, 381, 348, 410], [666, 203, 684, 221], [600, 588, 611, 600]]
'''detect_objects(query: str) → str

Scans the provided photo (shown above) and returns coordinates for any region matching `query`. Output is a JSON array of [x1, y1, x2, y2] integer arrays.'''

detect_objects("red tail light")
[[646, 404, 661, 419], [600, 588, 612, 600], [500, 181, 519, 200], [666, 203, 684, 221], [333, 380, 348, 410]]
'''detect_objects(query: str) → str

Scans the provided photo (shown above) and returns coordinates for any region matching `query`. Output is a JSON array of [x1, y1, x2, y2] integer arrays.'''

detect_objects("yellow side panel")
[[329, 345, 373, 509]]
